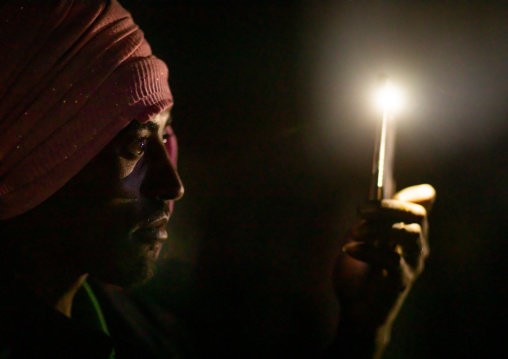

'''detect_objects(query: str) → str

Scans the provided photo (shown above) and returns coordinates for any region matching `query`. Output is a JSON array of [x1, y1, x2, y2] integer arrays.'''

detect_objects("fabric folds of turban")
[[0, 0, 174, 219]]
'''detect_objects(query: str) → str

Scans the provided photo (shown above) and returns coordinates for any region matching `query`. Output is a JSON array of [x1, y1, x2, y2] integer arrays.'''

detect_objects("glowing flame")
[[376, 81, 403, 113]]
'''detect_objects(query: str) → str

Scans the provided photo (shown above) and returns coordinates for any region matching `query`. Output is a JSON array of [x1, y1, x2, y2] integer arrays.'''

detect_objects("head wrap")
[[0, 0, 174, 219]]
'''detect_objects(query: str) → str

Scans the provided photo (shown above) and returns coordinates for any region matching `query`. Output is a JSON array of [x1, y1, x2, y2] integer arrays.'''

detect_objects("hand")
[[334, 184, 435, 357], [344, 184, 435, 290]]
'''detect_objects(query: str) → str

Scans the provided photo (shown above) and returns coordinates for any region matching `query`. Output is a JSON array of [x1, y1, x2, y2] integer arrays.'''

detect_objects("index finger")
[[393, 184, 436, 212], [358, 199, 427, 224]]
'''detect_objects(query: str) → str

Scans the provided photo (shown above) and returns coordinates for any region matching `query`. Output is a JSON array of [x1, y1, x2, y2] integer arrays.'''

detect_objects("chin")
[[120, 261, 157, 288], [89, 242, 162, 288], [94, 256, 157, 288]]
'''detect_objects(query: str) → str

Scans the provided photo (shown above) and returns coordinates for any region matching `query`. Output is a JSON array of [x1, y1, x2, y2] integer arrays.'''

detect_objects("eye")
[[137, 138, 147, 154], [127, 137, 147, 156]]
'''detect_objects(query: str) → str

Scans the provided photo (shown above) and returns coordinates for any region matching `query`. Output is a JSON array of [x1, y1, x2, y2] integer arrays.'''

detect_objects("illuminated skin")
[[337, 184, 435, 358], [0, 110, 183, 316]]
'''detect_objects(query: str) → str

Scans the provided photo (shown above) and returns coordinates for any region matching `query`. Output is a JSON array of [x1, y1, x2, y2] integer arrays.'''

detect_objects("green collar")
[[77, 280, 116, 358], [81, 280, 111, 336]]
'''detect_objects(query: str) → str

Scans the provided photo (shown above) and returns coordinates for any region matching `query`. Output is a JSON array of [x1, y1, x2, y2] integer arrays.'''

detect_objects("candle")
[[369, 77, 403, 200]]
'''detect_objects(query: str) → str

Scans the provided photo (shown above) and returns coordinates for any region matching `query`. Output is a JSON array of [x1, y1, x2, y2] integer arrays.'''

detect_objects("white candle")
[[369, 77, 403, 200]]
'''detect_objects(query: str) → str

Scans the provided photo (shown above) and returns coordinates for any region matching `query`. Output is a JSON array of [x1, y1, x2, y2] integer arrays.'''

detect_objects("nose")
[[140, 140, 184, 201]]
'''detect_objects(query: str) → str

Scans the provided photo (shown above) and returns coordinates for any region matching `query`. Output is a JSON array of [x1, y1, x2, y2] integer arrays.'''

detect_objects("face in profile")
[[29, 110, 184, 287]]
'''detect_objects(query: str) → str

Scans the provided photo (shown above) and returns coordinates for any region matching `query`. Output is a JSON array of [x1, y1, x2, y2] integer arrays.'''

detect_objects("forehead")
[[148, 110, 170, 127]]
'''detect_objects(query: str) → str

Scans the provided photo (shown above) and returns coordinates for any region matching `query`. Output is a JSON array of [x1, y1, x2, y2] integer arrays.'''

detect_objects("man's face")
[[47, 110, 184, 287]]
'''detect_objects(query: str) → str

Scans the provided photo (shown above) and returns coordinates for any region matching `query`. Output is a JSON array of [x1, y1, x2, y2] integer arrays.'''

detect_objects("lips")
[[132, 214, 169, 243]]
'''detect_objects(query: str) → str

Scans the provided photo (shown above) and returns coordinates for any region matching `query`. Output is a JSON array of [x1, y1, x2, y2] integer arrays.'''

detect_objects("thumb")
[[393, 184, 436, 213]]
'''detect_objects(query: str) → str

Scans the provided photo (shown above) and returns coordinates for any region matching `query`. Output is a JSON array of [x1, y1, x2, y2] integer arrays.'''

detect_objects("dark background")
[[122, 1, 508, 358]]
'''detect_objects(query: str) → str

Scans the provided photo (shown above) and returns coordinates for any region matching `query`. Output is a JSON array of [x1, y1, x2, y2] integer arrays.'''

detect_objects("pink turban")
[[0, 0, 174, 219]]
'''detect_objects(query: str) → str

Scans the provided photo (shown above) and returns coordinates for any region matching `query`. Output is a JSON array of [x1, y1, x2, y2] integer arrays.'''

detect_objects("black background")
[[121, 1, 508, 358]]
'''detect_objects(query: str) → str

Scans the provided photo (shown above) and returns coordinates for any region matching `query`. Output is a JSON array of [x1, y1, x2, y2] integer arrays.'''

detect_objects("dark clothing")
[[90, 281, 183, 359], [0, 283, 112, 358], [0, 279, 365, 358], [0, 280, 183, 358]]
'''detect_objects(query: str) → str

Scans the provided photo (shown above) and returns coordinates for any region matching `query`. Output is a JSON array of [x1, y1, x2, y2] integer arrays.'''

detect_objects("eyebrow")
[[132, 121, 157, 131], [131, 113, 172, 131]]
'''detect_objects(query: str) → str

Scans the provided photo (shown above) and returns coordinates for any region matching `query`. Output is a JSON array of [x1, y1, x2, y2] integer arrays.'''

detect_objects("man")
[[0, 0, 434, 358]]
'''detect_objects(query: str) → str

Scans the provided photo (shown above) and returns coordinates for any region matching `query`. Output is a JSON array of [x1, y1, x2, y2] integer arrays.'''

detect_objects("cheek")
[[118, 160, 146, 196], [118, 157, 139, 179]]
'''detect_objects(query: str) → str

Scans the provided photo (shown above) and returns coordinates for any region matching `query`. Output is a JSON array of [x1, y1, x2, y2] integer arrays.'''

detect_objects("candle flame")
[[376, 81, 403, 113]]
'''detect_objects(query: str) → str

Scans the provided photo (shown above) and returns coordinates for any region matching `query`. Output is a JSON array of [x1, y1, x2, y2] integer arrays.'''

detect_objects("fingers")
[[346, 221, 427, 270], [342, 241, 401, 270], [390, 222, 428, 270], [393, 184, 436, 212], [342, 241, 410, 291], [357, 199, 427, 224], [343, 184, 435, 287]]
